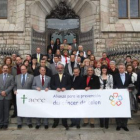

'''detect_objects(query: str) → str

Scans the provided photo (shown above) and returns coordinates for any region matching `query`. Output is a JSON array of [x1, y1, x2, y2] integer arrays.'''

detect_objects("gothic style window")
[[0, 0, 8, 19], [118, 0, 140, 18]]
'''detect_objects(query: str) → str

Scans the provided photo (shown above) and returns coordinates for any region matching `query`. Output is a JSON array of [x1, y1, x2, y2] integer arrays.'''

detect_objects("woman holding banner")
[[99, 65, 113, 129]]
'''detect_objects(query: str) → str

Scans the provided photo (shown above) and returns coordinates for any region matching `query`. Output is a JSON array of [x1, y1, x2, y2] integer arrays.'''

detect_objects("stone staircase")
[[9, 110, 140, 127]]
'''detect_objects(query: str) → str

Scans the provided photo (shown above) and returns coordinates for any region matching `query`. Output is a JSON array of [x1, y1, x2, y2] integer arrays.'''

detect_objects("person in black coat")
[[113, 63, 131, 131], [70, 67, 84, 129], [50, 63, 71, 130], [82, 66, 100, 128], [34, 59, 52, 77], [32, 48, 43, 63], [47, 40, 56, 54]]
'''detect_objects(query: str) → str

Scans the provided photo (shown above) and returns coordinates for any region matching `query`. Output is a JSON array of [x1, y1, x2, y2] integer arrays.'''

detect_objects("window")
[[118, 0, 140, 18], [0, 0, 8, 19]]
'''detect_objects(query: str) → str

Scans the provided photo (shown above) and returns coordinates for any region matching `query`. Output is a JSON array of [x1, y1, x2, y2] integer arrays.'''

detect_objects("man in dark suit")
[[32, 48, 43, 63], [71, 38, 78, 51], [0, 65, 14, 129], [113, 63, 131, 131], [50, 63, 71, 130], [34, 59, 52, 77], [47, 40, 56, 54], [70, 67, 84, 129], [82, 66, 100, 128]]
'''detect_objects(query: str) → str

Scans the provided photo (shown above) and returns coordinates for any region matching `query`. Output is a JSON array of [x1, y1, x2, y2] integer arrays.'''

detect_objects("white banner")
[[17, 89, 131, 118]]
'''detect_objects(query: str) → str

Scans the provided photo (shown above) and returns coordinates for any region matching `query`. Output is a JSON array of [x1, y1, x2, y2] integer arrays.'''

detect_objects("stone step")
[[9, 110, 140, 125]]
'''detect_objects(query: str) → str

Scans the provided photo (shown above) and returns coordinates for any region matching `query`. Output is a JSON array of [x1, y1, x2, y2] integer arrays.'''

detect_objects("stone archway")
[[29, 0, 98, 54]]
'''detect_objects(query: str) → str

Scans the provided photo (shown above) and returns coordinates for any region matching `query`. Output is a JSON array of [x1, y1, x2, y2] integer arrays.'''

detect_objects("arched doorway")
[[46, 1, 80, 45], [31, 1, 94, 54]]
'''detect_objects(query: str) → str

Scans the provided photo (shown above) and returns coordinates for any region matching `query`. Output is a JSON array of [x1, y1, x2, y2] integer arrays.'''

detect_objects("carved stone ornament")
[[46, 1, 79, 19]]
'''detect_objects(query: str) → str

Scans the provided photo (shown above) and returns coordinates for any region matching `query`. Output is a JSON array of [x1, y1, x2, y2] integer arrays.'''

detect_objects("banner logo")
[[109, 93, 123, 106], [21, 95, 27, 104]]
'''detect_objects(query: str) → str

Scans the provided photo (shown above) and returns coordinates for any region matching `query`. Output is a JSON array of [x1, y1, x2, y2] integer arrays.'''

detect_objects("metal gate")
[[31, 28, 46, 54], [79, 27, 94, 53]]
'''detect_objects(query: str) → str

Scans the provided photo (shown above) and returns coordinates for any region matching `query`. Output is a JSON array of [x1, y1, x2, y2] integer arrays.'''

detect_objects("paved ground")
[[0, 125, 140, 140]]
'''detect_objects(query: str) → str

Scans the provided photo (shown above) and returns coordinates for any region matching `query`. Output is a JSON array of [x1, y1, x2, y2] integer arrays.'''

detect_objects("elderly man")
[[50, 63, 71, 130], [0, 65, 14, 129], [32, 48, 43, 63], [71, 38, 78, 51], [32, 66, 51, 129], [14, 65, 34, 129], [76, 45, 86, 58], [113, 63, 131, 131]]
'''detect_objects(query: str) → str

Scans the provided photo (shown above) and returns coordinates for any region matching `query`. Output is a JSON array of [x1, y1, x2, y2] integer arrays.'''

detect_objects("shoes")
[[105, 126, 108, 129], [82, 123, 88, 127], [76, 125, 80, 129], [0, 125, 3, 129], [44, 125, 48, 129], [11, 114, 17, 118], [52, 123, 58, 128], [35, 125, 40, 129], [122, 127, 129, 131], [116, 126, 121, 131], [65, 126, 69, 130], [17, 125, 22, 129], [3, 125, 8, 130], [69, 123, 76, 127], [28, 124, 33, 128], [90, 124, 95, 128]]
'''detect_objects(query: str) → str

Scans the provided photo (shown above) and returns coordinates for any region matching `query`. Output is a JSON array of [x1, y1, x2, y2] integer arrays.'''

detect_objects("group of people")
[[0, 38, 140, 131]]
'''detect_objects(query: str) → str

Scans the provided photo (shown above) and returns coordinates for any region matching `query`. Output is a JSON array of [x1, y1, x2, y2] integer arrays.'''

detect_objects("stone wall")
[[0, 0, 140, 62]]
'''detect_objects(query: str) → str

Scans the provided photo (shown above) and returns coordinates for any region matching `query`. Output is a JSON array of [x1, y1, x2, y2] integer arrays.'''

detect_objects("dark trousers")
[[54, 119, 68, 127], [116, 118, 128, 127], [100, 118, 109, 127], [12, 92, 17, 115], [71, 119, 81, 125], [0, 99, 10, 126]]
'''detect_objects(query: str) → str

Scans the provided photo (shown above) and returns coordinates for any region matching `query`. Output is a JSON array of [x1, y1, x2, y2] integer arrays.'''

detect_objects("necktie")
[[42, 76, 44, 86], [3, 73, 7, 85], [86, 76, 91, 86], [55, 63, 57, 68], [37, 54, 40, 63], [22, 74, 25, 87], [59, 74, 62, 82], [73, 76, 76, 82]]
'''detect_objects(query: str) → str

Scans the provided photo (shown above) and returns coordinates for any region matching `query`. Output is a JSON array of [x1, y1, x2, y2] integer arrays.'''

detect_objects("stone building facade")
[[0, 0, 140, 62]]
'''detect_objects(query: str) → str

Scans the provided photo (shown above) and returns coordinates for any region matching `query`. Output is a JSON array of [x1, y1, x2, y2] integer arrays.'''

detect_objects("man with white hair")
[[76, 45, 86, 58], [113, 63, 131, 131], [50, 63, 71, 130]]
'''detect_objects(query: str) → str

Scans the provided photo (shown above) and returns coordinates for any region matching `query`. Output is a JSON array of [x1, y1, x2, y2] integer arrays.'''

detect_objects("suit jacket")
[[49, 63, 58, 75], [0, 74, 14, 100], [83, 74, 100, 89], [113, 73, 131, 89], [47, 44, 56, 54], [50, 73, 71, 90], [64, 62, 79, 76], [32, 53, 43, 62], [32, 75, 51, 90], [11, 65, 21, 77], [71, 75, 84, 89], [14, 73, 34, 91], [71, 43, 78, 51], [34, 66, 52, 77]]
